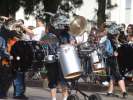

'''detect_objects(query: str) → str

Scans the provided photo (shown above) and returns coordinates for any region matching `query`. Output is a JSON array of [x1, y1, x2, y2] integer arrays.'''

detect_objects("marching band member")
[[98, 26, 127, 98], [0, 18, 29, 99], [0, 17, 21, 99], [127, 24, 133, 43], [14, 17, 46, 99], [0, 36, 11, 99], [12, 19, 29, 100], [0, 29, 21, 99], [126, 24, 133, 81], [20, 17, 46, 41], [44, 24, 72, 100]]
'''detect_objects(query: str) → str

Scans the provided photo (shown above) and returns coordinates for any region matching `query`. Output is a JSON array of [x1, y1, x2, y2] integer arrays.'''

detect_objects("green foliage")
[[21, 0, 41, 15], [0, 0, 83, 17], [71, 0, 83, 8], [97, 0, 106, 27], [0, 0, 20, 16]]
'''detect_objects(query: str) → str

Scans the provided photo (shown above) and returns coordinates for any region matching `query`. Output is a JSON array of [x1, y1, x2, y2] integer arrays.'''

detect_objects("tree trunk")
[[0, 0, 9, 16], [43, 0, 61, 23], [97, 0, 106, 28], [0, 0, 16, 17]]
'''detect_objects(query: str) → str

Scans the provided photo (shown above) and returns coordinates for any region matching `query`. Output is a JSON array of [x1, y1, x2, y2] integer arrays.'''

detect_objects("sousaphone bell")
[[69, 15, 87, 36]]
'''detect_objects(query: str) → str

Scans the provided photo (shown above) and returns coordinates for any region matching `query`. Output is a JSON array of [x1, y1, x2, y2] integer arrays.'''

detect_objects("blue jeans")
[[13, 72, 25, 96]]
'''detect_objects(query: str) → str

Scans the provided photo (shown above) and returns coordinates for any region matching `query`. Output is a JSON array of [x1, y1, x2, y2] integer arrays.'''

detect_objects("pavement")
[[3, 80, 133, 100]]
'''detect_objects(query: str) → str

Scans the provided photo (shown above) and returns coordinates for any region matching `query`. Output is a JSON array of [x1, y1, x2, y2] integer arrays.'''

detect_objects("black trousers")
[[104, 56, 123, 81], [0, 65, 14, 97], [45, 61, 66, 89]]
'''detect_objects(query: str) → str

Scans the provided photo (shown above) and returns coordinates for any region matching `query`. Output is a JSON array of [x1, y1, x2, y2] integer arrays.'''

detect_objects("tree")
[[0, 0, 83, 22], [0, 0, 20, 17], [97, 0, 106, 28], [97, 0, 117, 28]]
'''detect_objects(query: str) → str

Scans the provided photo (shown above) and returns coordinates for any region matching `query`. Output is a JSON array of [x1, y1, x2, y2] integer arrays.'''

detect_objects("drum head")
[[10, 41, 45, 71]]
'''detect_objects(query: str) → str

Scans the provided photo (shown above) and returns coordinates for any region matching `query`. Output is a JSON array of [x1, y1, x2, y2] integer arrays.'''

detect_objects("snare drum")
[[10, 41, 45, 71], [91, 50, 100, 64], [91, 50, 105, 73], [59, 44, 82, 79], [45, 55, 56, 63], [93, 61, 105, 73], [40, 42, 57, 63]]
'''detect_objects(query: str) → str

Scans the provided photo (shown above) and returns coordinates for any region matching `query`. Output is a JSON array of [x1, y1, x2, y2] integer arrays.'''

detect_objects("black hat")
[[8, 30, 22, 39], [0, 30, 21, 41]]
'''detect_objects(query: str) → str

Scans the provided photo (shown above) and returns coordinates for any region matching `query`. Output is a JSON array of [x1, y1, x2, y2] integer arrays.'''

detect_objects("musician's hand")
[[70, 40, 76, 45], [19, 24, 26, 30], [1, 58, 9, 65], [114, 51, 118, 56]]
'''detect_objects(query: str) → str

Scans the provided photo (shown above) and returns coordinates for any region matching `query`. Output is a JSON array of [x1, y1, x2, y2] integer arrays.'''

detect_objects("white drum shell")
[[91, 50, 99, 64], [45, 55, 56, 63], [59, 44, 82, 79]]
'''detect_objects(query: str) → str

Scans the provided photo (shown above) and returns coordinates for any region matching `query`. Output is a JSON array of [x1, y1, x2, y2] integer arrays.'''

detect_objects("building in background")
[[109, 0, 133, 25]]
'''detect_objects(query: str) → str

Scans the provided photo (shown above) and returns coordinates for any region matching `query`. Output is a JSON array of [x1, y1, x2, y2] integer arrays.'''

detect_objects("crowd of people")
[[0, 15, 72, 100], [89, 23, 133, 98], [0, 15, 133, 100]]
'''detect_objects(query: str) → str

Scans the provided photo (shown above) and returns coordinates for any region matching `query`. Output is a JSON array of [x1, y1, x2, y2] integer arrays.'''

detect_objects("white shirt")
[[22, 33, 31, 40], [75, 32, 88, 44], [32, 26, 45, 41]]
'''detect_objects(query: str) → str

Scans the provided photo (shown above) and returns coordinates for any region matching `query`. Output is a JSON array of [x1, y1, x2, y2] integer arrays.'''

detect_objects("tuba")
[[69, 15, 88, 36], [50, 13, 88, 36]]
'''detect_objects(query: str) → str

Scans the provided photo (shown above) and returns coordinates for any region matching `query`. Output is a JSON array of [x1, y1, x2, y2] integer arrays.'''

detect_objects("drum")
[[91, 50, 100, 64], [93, 61, 105, 73], [45, 55, 56, 63], [91, 50, 105, 73], [10, 41, 45, 71], [77, 42, 96, 57], [117, 43, 133, 75], [40, 34, 58, 63], [40, 41, 56, 63], [59, 44, 82, 79]]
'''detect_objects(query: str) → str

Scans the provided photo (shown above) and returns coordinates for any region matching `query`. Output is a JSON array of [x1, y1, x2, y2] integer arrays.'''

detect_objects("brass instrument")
[[50, 13, 88, 36], [69, 15, 87, 36]]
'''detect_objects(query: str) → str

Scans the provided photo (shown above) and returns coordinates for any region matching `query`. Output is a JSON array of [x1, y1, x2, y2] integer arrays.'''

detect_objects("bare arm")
[[0, 16, 10, 22], [0, 16, 9, 20], [21, 25, 34, 37]]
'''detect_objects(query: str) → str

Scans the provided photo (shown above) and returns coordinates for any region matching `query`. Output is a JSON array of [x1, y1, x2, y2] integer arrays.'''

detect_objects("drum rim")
[[64, 72, 82, 79]]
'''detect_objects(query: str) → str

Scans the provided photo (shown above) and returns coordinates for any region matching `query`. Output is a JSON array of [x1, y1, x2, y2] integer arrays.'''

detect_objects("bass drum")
[[117, 43, 133, 75], [59, 44, 82, 79], [10, 41, 45, 71]]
